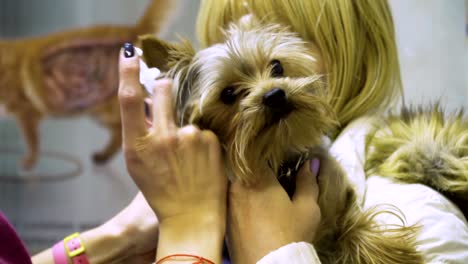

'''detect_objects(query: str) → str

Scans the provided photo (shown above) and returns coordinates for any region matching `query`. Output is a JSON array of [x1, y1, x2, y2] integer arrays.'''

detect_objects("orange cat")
[[0, 0, 174, 169]]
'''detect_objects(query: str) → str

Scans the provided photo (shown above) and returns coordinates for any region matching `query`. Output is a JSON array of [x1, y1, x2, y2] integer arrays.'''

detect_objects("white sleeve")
[[365, 176, 468, 264], [256, 242, 321, 264]]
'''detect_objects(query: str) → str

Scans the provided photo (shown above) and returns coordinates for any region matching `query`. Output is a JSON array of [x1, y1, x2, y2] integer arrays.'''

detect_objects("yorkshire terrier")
[[0, 0, 173, 170], [366, 105, 468, 219], [139, 16, 423, 263]]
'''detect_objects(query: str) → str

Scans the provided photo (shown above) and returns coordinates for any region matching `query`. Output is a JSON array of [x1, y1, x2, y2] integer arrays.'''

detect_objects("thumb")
[[293, 158, 320, 205]]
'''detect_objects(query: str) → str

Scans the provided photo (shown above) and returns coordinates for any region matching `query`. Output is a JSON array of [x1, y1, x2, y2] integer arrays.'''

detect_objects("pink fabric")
[[0, 212, 32, 264]]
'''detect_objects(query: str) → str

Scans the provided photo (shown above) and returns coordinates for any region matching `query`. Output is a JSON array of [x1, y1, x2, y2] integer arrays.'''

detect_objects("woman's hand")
[[118, 44, 227, 263], [227, 159, 322, 264]]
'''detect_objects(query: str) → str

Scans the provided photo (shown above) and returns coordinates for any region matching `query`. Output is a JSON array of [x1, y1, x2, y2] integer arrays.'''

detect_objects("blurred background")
[[0, 0, 467, 253]]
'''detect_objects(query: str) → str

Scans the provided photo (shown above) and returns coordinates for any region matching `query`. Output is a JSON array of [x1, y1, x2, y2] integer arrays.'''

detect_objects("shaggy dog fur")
[[139, 16, 424, 264], [366, 105, 468, 219], [0, 0, 174, 169]]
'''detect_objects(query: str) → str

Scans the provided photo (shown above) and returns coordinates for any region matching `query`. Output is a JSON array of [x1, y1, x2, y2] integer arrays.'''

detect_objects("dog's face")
[[141, 19, 337, 186]]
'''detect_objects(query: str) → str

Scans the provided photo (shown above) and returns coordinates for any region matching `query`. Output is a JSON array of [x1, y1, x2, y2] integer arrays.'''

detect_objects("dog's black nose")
[[263, 88, 288, 109]]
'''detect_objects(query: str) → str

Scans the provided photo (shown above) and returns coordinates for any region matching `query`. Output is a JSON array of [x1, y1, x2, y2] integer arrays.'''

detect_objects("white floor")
[[391, 0, 468, 111]]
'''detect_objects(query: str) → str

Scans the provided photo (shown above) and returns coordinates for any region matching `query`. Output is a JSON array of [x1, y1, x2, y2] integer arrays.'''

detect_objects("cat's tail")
[[134, 0, 176, 36]]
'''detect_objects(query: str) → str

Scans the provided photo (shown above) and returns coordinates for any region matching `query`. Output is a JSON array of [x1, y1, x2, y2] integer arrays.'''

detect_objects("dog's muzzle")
[[263, 88, 294, 120]]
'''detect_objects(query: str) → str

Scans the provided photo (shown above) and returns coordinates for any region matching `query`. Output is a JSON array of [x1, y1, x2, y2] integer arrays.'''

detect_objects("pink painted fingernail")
[[310, 158, 320, 177]]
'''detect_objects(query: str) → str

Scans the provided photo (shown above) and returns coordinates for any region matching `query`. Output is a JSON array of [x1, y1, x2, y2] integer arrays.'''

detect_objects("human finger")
[[152, 79, 176, 132], [200, 130, 223, 166], [118, 43, 146, 145], [293, 158, 320, 205]]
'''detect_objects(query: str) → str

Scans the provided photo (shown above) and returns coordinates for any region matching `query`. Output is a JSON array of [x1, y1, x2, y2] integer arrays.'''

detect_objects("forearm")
[[32, 224, 131, 264], [156, 213, 225, 264], [31, 248, 63, 264]]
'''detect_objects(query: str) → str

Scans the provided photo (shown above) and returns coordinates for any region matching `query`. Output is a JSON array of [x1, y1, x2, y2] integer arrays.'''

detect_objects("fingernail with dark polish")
[[310, 158, 320, 177], [123, 43, 135, 58], [144, 102, 150, 117]]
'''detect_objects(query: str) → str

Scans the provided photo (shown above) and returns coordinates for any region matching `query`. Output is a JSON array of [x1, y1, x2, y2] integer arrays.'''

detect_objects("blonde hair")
[[196, 0, 402, 134]]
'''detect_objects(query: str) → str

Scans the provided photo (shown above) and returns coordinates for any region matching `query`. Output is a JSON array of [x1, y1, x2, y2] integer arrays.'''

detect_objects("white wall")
[[390, 0, 467, 110], [0, 0, 198, 42]]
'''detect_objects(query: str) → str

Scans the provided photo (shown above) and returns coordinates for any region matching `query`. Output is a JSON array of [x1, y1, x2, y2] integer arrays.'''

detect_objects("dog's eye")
[[220, 86, 237, 105], [270, 59, 284, 77]]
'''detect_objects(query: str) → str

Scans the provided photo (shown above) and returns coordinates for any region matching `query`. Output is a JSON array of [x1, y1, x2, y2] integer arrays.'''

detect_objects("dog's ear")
[[138, 34, 195, 72], [138, 35, 197, 127]]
